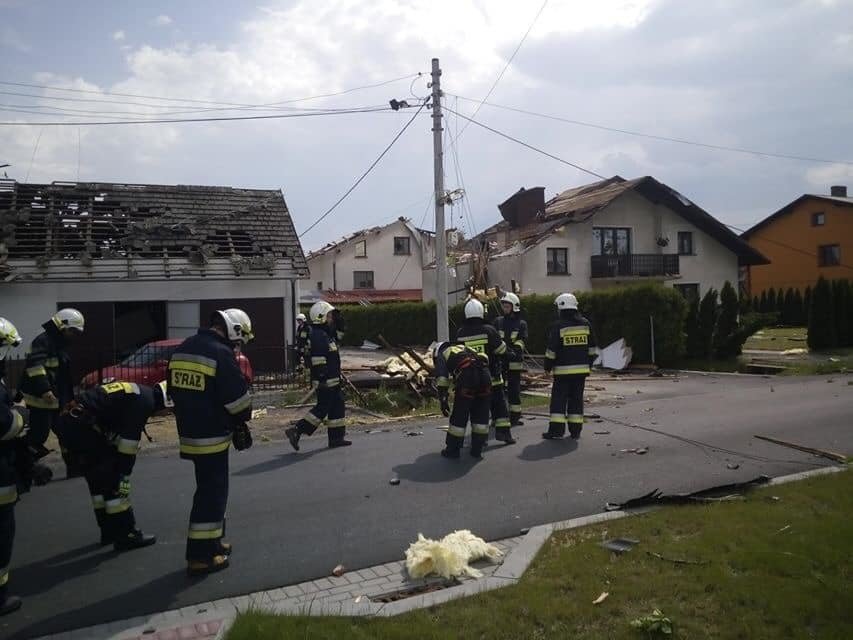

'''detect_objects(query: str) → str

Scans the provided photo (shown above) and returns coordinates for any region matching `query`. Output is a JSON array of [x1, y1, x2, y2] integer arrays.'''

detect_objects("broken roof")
[[0, 180, 308, 282], [741, 193, 853, 239], [306, 217, 433, 260], [473, 176, 768, 266]]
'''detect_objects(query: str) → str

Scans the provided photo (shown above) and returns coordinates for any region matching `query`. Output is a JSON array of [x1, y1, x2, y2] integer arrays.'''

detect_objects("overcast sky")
[[1, 0, 851, 251]]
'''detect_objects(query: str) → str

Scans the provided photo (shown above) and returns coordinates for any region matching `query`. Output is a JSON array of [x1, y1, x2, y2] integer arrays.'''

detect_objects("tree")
[[808, 276, 837, 350], [792, 289, 804, 326], [767, 288, 778, 316], [759, 290, 768, 313], [752, 295, 760, 312], [713, 281, 741, 357], [833, 279, 851, 347], [696, 288, 718, 359], [803, 286, 812, 324], [685, 298, 702, 358]]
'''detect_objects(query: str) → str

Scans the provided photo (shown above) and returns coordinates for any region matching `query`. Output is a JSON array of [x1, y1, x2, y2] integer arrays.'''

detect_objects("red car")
[[81, 338, 253, 389]]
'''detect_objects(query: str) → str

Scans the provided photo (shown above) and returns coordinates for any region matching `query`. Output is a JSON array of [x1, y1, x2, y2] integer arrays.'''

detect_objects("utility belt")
[[452, 356, 483, 376]]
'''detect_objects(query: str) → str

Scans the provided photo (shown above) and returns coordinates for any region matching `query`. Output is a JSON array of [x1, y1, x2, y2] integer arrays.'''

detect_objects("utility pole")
[[431, 57, 449, 342]]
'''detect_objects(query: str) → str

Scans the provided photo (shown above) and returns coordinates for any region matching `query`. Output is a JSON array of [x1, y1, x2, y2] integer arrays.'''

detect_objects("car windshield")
[[120, 345, 174, 367]]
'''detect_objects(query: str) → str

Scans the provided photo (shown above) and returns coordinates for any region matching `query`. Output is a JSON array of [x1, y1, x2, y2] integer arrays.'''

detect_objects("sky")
[[1, 0, 852, 252]]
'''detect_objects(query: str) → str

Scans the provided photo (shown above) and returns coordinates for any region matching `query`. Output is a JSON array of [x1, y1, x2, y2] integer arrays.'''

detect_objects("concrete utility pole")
[[431, 57, 449, 342]]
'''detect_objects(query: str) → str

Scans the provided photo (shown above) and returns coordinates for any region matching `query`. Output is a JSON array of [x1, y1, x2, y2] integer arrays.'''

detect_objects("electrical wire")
[[299, 99, 428, 237], [448, 93, 853, 167], [727, 223, 853, 273], [447, 96, 478, 237], [444, 104, 606, 179]]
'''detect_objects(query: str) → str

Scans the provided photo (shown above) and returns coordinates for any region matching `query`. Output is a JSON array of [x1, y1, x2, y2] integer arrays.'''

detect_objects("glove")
[[439, 390, 450, 417], [232, 423, 253, 451], [118, 475, 131, 498], [32, 463, 53, 487]]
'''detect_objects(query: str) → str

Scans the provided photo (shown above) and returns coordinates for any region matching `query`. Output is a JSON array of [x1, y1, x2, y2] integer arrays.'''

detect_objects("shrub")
[[694, 288, 719, 359], [808, 276, 837, 350], [713, 281, 741, 357]]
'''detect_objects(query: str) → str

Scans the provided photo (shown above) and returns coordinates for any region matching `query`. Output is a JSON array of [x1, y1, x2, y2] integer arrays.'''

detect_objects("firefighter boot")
[[495, 428, 516, 445], [469, 433, 488, 459], [542, 424, 565, 440], [218, 541, 232, 556], [569, 425, 582, 440], [0, 595, 22, 617], [285, 427, 301, 451], [114, 529, 157, 552], [187, 555, 230, 577]]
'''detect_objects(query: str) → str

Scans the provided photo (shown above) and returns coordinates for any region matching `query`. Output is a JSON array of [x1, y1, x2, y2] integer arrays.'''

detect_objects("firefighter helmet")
[[52, 308, 85, 333], [155, 380, 174, 409], [214, 308, 254, 344], [309, 301, 335, 325], [500, 292, 521, 313], [555, 293, 578, 310], [464, 298, 485, 319], [0, 317, 22, 360], [432, 341, 450, 361], [296, 313, 307, 323]]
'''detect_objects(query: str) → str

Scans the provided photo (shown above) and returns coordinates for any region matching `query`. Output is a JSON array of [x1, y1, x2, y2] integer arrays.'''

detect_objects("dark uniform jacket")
[[544, 311, 599, 376], [494, 314, 528, 371], [168, 329, 252, 458], [60, 382, 158, 476], [295, 322, 311, 368], [434, 344, 486, 390], [456, 318, 507, 382], [20, 320, 73, 410], [1, 375, 26, 506], [307, 324, 341, 387]]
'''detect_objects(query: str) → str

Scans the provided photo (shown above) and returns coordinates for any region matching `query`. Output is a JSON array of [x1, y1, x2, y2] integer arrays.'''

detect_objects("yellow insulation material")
[[405, 529, 503, 579]]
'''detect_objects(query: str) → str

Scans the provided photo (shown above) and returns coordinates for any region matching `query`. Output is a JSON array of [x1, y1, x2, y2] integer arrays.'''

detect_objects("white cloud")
[[112, 29, 126, 41], [155, 14, 173, 26]]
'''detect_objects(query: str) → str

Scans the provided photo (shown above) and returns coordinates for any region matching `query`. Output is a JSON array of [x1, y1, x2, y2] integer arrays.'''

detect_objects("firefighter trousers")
[[547, 375, 586, 438], [295, 384, 347, 444], [185, 450, 229, 561], [27, 407, 55, 447], [489, 377, 512, 435], [446, 368, 491, 455], [0, 450, 16, 602], [506, 369, 523, 424]]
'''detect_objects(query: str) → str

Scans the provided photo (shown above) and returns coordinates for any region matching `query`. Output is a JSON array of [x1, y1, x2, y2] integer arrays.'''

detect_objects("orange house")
[[742, 185, 853, 295]]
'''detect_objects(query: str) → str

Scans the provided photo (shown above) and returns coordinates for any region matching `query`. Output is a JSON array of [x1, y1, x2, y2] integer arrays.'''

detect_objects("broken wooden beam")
[[376, 334, 422, 378], [754, 435, 848, 464]]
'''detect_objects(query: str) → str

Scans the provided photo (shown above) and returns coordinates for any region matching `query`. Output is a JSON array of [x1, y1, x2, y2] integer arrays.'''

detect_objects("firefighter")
[[295, 313, 309, 372], [1, 318, 52, 616], [286, 301, 350, 450], [19, 308, 84, 476], [543, 293, 599, 440], [434, 341, 492, 459], [456, 298, 515, 444], [494, 292, 528, 426], [54, 380, 171, 551], [168, 308, 254, 576]]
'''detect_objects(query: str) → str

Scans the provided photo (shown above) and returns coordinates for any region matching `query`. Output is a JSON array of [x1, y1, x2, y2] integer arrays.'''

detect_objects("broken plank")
[[754, 435, 848, 464]]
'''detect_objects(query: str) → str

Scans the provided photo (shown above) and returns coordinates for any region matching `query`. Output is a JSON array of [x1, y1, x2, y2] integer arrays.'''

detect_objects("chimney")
[[497, 187, 545, 228], [830, 185, 847, 198]]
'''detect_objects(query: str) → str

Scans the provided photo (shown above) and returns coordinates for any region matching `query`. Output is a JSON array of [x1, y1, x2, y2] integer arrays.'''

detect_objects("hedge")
[[329, 283, 688, 365]]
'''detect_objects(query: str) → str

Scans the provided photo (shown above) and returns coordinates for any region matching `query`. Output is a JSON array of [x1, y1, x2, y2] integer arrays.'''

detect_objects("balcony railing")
[[591, 254, 679, 278]]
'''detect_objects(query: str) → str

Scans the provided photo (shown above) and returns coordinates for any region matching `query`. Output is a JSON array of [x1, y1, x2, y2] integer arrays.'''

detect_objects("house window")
[[674, 283, 700, 303], [393, 236, 411, 255], [355, 240, 367, 258], [316, 281, 323, 291], [354, 270, 374, 289], [818, 244, 840, 267], [677, 232, 694, 255], [812, 212, 825, 227], [592, 227, 631, 256], [546, 248, 568, 275]]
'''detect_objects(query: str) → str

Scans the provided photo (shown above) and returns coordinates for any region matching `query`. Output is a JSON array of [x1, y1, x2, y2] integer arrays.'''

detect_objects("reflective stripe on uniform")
[[471, 423, 490, 435], [179, 435, 232, 455], [544, 350, 556, 360], [549, 414, 567, 424], [0, 484, 18, 505], [324, 378, 340, 387], [494, 342, 507, 355], [513, 340, 525, 350], [44, 357, 60, 368], [0, 566, 8, 586], [327, 418, 346, 428], [553, 365, 590, 375], [447, 424, 467, 437], [559, 326, 590, 337], [224, 391, 252, 415], [436, 376, 450, 388], [508, 362, 524, 371], [1, 409, 24, 440], [102, 381, 140, 395], [492, 377, 504, 386], [568, 414, 584, 424], [25, 365, 47, 377], [509, 404, 522, 412], [91, 494, 105, 509], [188, 521, 224, 540], [311, 356, 327, 365], [116, 437, 140, 455], [22, 392, 59, 409], [169, 353, 217, 377], [302, 412, 322, 426], [105, 497, 131, 515], [494, 418, 511, 428]]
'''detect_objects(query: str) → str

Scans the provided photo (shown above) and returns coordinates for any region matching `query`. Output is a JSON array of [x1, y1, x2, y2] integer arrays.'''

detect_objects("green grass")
[[744, 326, 809, 352], [353, 387, 547, 418], [672, 357, 745, 373], [780, 357, 853, 376], [227, 471, 853, 640]]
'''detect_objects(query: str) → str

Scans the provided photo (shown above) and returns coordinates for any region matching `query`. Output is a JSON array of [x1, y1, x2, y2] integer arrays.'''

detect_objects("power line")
[[449, 94, 853, 167], [444, 104, 606, 180], [727, 223, 853, 273], [447, 97, 478, 237], [299, 100, 428, 237], [458, 0, 549, 138]]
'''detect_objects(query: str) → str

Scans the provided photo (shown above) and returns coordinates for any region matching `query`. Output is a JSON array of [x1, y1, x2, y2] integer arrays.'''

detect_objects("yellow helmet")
[[0, 317, 22, 360], [52, 308, 85, 333]]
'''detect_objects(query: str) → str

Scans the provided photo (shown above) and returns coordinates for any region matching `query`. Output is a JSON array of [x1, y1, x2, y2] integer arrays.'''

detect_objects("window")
[[818, 244, 841, 267], [393, 236, 411, 255], [546, 248, 568, 275], [316, 281, 323, 291], [355, 240, 367, 258], [592, 227, 631, 256], [812, 212, 825, 227], [677, 231, 694, 255], [354, 270, 374, 289], [674, 283, 700, 304]]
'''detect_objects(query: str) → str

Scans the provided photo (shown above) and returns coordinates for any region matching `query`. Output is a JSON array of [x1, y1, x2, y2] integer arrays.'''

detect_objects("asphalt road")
[[5, 373, 852, 639]]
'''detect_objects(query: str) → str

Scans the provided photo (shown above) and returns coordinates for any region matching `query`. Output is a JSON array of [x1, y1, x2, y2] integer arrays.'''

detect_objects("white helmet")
[[309, 300, 335, 325], [0, 317, 22, 360], [52, 308, 85, 333], [464, 299, 485, 319], [555, 293, 578, 310], [296, 313, 307, 323], [215, 308, 254, 344], [155, 380, 174, 409], [500, 292, 521, 313]]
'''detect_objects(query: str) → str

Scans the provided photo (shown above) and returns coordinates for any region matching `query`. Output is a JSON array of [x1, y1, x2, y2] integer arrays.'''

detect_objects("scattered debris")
[[389, 477, 401, 486], [354, 595, 364, 604], [630, 609, 673, 636], [593, 430, 611, 435], [643, 407, 654, 412], [827, 378, 834, 383], [776, 525, 791, 534], [601, 538, 639, 554], [593, 592, 610, 605], [332, 564, 346, 577], [520, 527, 530, 535], [594, 338, 633, 370], [405, 430, 424, 437], [605, 476, 771, 511], [770, 386, 775, 392], [726, 462, 740, 470], [361, 340, 381, 350], [754, 435, 848, 463], [620, 447, 649, 455], [647, 551, 707, 566], [250, 408, 268, 419], [405, 530, 503, 579], [782, 348, 808, 355]]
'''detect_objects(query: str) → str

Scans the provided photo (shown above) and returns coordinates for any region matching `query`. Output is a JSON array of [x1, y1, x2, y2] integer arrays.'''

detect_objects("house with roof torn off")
[[0, 179, 309, 377], [423, 176, 768, 305]]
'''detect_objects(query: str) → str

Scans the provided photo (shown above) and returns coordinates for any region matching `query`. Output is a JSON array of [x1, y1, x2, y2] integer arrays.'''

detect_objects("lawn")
[[226, 470, 853, 640], [744, 326, 809, 352]]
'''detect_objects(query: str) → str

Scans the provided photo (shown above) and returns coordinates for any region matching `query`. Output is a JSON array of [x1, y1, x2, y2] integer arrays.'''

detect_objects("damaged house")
[[425, 176, 768, 304], [0, 179, 308, 376]]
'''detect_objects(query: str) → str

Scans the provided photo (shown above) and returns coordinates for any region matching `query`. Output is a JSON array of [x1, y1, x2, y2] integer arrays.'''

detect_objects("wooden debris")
[[754, 435, 848, 463]]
